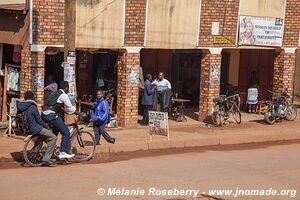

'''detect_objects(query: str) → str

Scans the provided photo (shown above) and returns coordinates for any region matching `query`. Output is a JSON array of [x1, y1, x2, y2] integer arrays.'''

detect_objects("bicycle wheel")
[[231, 103, 241, 124], [70, 130, 96, 162], [23, 135, 46, 167]]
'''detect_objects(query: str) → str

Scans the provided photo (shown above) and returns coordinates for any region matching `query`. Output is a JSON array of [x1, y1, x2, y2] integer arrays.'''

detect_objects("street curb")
[[94, 132, 300, 154]]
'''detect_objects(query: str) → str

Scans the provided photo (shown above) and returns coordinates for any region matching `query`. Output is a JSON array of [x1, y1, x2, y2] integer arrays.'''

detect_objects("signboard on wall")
[[63, 51, 77, 102], [213, 36, 231, 44], [239, 15, 284, 47], [149, 111, 169, 141]]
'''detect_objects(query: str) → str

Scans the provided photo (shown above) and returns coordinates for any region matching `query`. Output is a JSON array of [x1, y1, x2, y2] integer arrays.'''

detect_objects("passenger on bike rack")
[[17, 91, 57, 167], [42, 81, 82, 160]]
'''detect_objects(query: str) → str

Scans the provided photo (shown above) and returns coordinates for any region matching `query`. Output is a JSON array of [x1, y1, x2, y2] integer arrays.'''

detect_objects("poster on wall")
[[63, 51, 77, 102], [30, 68, 44, 90], [239, 15, 284, 47], [210, 64, 220, 84], [128, 68, 138, 85]]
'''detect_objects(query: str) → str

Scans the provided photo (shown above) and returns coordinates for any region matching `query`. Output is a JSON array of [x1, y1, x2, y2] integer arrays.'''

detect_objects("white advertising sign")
[[239, 15, 284, 47], [149, 111, 169, 141]]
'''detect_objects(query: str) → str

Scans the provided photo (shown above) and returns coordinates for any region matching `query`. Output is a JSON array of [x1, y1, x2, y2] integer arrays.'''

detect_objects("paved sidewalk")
[[1, 111, 300, 161]]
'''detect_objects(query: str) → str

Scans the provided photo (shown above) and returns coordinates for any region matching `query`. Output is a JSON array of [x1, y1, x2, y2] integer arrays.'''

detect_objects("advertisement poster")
[[239, 15, 284, 47], [149, 111, 169, 140], [210, 64, 220, 84], [30, 68, 44, 90]]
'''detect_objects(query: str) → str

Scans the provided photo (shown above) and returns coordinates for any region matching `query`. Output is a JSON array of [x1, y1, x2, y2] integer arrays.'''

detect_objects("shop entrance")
[[239, 49, 275, 101], [76, 50, 119, 113], [220, 49, 275, 111], [44, 50, 64, 103], [140, 49, 201, 116]]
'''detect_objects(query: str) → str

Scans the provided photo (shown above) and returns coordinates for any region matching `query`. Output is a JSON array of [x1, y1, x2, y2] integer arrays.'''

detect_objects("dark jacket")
[[17, 100, 48, 135], [142, 80, 156, 106], [91, 97, 110, 126]]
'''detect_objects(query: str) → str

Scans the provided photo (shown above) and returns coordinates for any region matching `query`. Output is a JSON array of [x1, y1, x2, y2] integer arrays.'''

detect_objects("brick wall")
[[32, 0, 64, 45], [198, 0, 239, 47], [283, 0, 300, 47], [117, 51, 140, 126], [124, 0, 147, 47], [273, 50, 296, 96], [21, 45, 45, 110], [199, 51, 221, 121]]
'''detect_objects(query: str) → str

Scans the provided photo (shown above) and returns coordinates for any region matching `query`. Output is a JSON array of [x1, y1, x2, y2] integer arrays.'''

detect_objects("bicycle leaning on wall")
[[212, 94, 242, 126]]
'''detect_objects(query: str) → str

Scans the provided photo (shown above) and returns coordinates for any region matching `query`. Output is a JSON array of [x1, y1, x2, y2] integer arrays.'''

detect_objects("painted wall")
[[76, 0, 124, 49], [145, 0, 201, 49], [240, 0, 285, 18]]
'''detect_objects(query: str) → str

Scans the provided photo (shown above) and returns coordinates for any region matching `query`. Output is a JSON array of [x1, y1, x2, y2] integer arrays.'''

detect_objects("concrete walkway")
[[1, 111, 300, 160]]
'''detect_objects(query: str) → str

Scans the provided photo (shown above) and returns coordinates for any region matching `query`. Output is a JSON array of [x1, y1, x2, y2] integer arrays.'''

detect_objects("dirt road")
[[0, 141, 299, 200]]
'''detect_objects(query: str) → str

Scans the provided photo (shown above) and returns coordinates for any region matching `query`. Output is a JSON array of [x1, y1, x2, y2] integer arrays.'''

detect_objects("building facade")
[[0, 0, 299, 126]]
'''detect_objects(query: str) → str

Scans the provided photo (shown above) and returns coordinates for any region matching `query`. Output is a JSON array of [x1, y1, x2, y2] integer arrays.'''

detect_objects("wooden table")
[[172, 98, 191, 122]]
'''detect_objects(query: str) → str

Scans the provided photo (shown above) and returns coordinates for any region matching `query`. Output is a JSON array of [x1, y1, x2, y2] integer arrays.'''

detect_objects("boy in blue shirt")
[[92, 90, 115, 145]]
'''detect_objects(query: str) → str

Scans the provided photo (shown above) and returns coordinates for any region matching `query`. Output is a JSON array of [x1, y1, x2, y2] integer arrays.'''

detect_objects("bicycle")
[[212, 93, 241, 126], [23, 117, 96, 167]]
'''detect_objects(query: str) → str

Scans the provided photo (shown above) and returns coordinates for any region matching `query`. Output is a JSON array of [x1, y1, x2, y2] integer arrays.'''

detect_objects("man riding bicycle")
[[42, 81, 82, 160]]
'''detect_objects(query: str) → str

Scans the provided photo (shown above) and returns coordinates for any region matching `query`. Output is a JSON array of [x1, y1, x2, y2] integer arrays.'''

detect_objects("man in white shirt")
[[42, 81, 82, 159], [152, 72, 172, 112], [152, 72, 171, 92]]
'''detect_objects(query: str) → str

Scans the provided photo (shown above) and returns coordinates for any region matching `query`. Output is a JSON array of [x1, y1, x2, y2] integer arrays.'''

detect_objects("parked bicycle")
[[264, 90, 297, 125], [212, 93, 241, 126], [23, 117, 96, 167]]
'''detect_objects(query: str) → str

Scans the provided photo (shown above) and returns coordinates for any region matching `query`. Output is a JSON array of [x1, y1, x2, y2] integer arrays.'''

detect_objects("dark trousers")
[[42, 114, 71, 153], [142, 105, 153, 124], [93, 124, 113, 145]]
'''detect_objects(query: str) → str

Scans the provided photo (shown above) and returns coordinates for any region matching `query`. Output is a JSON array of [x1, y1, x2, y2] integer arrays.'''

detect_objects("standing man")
[[142, 74, 156, 125], [17, 91, 57, 167], [42, 81, 82, 159], [92, 90, 116, 145], [152, 72, 171, 92], [152, 72, 172, 112]]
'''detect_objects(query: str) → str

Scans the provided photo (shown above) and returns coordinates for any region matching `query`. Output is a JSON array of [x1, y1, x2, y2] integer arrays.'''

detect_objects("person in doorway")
[[92, 90, 115, 145], [44, 74, 58, 103], [42, 81, 82, 159], [152, 72, 172, 112], [247, 71, 259, 113], [142, 74, 156, 125], [17, 91, 57, 167]]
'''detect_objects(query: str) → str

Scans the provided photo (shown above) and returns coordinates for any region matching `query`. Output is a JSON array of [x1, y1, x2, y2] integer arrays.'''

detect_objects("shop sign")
[[239, 15, 284, 47], [213, 36, 231, 44], [149, 111, 169, 141], [210, 64, 220, 84]]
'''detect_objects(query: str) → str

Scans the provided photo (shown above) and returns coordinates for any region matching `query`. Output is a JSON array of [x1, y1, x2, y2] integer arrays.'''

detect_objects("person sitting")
[[17, 91, 57, 167], [92, 90, 115, 145], [42, 81, 82, 159]]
